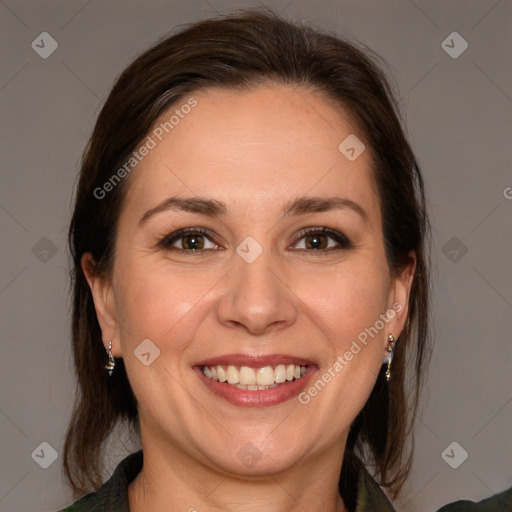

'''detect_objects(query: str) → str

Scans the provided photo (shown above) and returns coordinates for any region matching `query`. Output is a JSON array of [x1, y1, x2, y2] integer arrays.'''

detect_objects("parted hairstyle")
[[65, 8, 432, 508]]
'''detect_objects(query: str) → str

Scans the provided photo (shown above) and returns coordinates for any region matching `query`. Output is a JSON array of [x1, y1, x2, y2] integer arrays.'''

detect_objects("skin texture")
[[82, 84, 415, 512]]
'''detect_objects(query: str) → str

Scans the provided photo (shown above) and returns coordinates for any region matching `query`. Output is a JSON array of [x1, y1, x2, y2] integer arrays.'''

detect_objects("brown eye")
[[181, 234, 205, 250], [159, 228, 219, 253], [304, 233, 329, 250], [292, 227, 353, 252]]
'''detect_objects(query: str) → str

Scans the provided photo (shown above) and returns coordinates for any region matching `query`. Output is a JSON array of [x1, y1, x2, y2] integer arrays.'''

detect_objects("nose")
[[216, 246, 298, 336]]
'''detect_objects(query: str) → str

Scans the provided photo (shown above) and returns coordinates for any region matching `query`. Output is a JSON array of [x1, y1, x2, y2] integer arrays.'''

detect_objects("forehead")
[[122, 84, 379, 222]]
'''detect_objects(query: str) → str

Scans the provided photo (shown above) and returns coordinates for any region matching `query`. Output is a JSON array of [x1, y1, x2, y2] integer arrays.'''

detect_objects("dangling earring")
[[385, 334, 396, 382], [105, 341, 115, 376]]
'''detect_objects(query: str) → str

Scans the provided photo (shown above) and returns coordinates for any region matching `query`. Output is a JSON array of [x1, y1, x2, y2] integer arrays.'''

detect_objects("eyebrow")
[[138, 195, 369, 226]]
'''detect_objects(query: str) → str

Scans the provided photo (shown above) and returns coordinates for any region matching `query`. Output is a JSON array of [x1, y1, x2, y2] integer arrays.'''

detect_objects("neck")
[[128, 436, 349, 512]]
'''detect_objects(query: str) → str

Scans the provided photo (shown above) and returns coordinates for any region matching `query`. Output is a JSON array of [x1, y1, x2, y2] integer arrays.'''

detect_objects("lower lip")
[[194, 366, 317, 407]]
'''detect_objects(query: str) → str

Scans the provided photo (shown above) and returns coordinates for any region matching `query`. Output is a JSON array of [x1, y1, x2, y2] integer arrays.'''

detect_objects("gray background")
[[1, 1, 511, 511]]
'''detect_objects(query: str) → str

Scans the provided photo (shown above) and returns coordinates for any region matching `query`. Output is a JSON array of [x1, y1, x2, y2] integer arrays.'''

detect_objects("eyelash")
[[158, 226, 353, 255]]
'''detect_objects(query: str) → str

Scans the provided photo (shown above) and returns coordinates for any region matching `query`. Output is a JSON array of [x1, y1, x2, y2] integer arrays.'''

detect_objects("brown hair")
[[65, 8, 432, 506]]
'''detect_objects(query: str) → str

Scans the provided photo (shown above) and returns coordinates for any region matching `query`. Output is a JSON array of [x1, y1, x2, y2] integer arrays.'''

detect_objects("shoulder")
[[55, 450, 143, 512], [355, 464, 512, 512], [55, 492, 98, 511], [436, 486, 512, 512]]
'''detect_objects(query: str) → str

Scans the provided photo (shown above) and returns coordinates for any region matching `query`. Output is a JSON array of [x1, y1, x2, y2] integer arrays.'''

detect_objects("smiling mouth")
[[202, 364, 307, 390]]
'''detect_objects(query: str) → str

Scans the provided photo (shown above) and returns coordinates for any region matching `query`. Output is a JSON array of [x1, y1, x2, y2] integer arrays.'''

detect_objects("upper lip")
[[195, 353, 315, 367]]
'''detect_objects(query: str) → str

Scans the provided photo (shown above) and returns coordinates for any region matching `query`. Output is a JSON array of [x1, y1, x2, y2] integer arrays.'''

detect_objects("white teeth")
[[226, 365, 240, 384], [274, 364, 286, 383], [203, 363, 307, 388], [256, 366, 275, 385], [217, 365, 227, 382], [239, 366, 256, 385]]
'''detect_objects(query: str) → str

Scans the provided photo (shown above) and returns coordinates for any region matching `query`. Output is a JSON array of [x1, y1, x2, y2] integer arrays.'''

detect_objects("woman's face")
[[84, 84, 414, 476]]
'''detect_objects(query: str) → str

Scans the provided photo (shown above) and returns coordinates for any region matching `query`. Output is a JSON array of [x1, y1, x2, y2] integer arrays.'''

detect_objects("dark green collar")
[[355, 465, 395, 512]]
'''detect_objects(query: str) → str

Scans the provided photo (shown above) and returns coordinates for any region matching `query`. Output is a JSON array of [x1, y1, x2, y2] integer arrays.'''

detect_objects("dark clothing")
[[57, 450, 512, 511]]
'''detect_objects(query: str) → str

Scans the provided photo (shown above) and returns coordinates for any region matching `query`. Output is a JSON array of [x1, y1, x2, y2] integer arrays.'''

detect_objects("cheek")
[[113, 261, 217, 411], [294, 264, 390, 420], [296, 259, 390, 344], [115, 258, 221, 351]]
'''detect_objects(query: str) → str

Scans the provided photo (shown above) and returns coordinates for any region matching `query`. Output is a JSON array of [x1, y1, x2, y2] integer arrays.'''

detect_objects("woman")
[[59, 10, 511, 512]]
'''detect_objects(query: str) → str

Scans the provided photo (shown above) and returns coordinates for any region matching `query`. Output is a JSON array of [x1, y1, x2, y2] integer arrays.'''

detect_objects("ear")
[[386, 250, 417, 340], [81, 252, 122, 357]]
